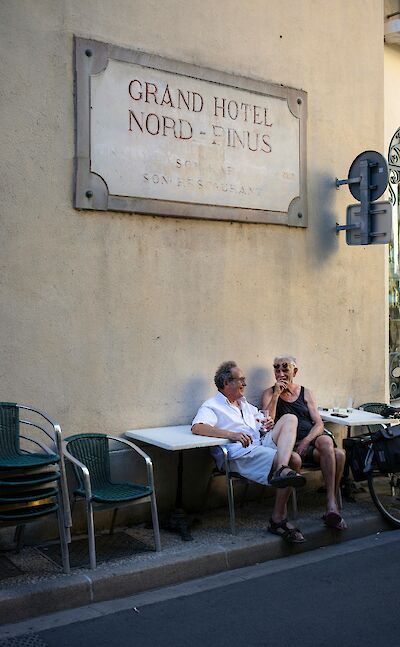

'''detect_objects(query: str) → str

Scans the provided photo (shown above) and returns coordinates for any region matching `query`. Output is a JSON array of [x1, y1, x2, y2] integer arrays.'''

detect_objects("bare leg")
[[313, 436, 340, 514], [271, 448, 304, 539], [268, 416, 305, 539], [270, 414, 298, 470], [334, 448, 346, 497], [271, 453, 301, 523], [290, 452, 302, 472], [271, 487, 292, 522]]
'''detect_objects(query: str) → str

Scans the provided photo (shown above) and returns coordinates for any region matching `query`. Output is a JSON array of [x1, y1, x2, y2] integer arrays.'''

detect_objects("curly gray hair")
[[214, 361, 237, 391]]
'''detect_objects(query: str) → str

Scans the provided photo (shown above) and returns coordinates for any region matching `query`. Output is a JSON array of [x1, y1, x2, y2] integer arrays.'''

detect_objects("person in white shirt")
[[192, 360, 306, 544]]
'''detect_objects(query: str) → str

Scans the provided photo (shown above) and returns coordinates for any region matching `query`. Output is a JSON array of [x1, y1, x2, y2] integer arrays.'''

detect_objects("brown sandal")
[[268, 465, 306, 489], [268, 518, 306, 544]]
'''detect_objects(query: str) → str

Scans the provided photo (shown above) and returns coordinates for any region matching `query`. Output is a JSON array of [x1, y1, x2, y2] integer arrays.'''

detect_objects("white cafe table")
[[319, 408, 393, 499], [125, 425, 230, 540], [319, 408, 393, 433]]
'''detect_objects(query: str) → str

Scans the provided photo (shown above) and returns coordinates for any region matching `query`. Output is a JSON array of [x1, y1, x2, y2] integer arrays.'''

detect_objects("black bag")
[[380, 405, 400, 419], [371, 424, 400, 474], [343, 435, 373, 481]]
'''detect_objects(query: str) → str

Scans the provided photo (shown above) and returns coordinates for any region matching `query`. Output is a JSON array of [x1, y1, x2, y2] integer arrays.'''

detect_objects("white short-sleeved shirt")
[[192, 391, 262, 467]]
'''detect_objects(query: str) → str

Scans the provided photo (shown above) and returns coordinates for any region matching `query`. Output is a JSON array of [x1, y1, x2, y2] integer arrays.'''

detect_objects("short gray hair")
[[214, 361, 237, 390], [273, 355, 297, 368]]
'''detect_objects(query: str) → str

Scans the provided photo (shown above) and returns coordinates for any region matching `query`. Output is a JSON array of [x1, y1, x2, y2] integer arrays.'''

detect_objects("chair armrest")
[[62, 442, 93, 500], [108, 436, 152, 462], [107, 436, 155, 490]]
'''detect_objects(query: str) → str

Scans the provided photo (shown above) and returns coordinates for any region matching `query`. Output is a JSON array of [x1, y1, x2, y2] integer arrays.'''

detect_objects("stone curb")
[[0, 509, 391, 625]]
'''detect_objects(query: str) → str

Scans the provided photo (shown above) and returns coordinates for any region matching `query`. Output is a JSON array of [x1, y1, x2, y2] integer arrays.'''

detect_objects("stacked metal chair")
[[0, 402, 71, 574], [63, 433, 161, 569]]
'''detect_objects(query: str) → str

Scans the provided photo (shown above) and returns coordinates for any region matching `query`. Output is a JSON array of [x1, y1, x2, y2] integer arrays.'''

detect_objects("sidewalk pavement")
[[0, 487, 393, 625]]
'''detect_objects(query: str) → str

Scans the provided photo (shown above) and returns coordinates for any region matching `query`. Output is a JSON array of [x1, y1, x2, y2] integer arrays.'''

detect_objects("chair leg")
[[109, 508, 118, 535], [226, 473, 236, 534], [290, 488, 298, 520], [86, 498, 97, 569], [56, 493, 70, 574], [150, 492, 161, 552], [57, 480, 72, 544], [59, 457, 73, 531]]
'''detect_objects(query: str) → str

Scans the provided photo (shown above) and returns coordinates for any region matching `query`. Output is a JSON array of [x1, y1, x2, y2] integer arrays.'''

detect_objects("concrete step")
[[0, 497, 393, 624]]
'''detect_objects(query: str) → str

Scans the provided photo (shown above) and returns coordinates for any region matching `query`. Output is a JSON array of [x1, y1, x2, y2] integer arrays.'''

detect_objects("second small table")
[[320, 408, 393, 432], [320, 408, 393, 499]]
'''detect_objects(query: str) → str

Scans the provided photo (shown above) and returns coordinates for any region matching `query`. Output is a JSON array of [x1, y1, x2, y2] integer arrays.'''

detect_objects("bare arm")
[[262, 386, 281, 420], [191, 423, 252, 447], [296, 388, 324, 453]]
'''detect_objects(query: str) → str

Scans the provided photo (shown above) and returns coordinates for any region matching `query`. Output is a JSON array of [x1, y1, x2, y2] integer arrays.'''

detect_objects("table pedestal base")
[[162, 508, 193, 541]]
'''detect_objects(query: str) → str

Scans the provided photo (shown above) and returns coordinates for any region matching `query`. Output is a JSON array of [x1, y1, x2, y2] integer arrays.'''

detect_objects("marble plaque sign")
[[75, 38, 307, 226]]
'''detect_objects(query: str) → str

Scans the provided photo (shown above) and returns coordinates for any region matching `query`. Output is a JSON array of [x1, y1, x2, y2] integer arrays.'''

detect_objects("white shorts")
[[228, 433, 277, 486]]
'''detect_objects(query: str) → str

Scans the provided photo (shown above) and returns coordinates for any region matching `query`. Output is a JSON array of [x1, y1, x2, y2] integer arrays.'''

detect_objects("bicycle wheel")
[[368, 470, 400, 527]]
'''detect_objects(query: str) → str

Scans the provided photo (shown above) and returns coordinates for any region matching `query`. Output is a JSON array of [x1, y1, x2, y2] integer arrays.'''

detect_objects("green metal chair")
[[63, 433, 161, 569], [0, 403, 71, 573]]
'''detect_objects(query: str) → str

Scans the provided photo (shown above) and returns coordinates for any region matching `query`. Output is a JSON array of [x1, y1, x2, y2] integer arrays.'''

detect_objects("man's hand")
[[262, 414, 275, 432], [229, 431, 253, 447], [273, 379, 288, 395], [296, 439, 311, 457]]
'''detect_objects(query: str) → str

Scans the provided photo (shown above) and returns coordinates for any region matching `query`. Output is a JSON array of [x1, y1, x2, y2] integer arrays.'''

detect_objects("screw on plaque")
[[86, 190, 93, 198]]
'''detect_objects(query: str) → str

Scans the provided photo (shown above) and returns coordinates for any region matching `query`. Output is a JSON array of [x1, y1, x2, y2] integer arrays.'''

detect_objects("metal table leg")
[[162, 450, 193, 541]]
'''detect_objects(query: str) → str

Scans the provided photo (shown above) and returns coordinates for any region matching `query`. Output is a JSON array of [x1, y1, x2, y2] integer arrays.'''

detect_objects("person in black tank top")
[[276, 386, 314, 441], [262, 355, 347, 530]]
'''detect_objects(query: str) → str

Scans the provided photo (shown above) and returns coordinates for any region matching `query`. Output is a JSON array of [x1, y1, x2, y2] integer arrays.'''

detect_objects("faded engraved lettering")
[[143, 172, 262, 196], [128, 79, 273, 154]]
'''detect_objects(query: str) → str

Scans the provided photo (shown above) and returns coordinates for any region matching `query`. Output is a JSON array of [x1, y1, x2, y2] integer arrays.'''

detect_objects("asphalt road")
[[1, 532, 399, 647]]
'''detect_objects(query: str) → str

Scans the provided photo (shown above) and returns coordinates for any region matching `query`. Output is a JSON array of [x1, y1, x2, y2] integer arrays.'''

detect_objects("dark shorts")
[[295, 429, 337, 466]]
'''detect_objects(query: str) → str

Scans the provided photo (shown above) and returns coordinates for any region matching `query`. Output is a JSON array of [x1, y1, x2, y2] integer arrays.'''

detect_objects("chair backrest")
[[359, 402, 388, 415], [0, 403, 20, 458], [65, 433, 112, 489], [359, 402, 389, 434]]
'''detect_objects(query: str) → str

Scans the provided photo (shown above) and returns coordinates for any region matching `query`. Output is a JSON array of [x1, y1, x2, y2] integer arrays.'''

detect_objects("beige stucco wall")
[[0, 0, 387, 445], [385, 45, 400, 158]]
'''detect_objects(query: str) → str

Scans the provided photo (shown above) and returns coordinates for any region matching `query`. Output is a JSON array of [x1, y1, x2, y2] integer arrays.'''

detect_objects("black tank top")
[[275, 386, 313, 440]]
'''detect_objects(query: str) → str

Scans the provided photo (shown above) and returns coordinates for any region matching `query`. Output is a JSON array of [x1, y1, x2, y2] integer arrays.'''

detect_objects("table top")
[[125, 425, 230, 451], [320, 408, 392, 426], [125, 410, 394, 450]]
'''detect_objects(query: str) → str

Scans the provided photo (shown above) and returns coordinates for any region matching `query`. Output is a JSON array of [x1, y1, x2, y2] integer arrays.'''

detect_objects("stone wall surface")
[[0, 0, 386, 443]]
